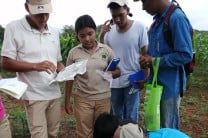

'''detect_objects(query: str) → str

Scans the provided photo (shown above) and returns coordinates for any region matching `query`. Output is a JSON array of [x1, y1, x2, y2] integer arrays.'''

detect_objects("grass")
[[185, 96, 198, 104], [179, 66, 208, 137]]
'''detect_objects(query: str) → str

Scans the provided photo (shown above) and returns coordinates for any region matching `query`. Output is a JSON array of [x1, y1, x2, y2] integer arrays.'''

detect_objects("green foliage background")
[[59, 25, 79, 65], [59, 25, 102, 65], [0, 25, 207, 66], [193, 30, 208, 69]]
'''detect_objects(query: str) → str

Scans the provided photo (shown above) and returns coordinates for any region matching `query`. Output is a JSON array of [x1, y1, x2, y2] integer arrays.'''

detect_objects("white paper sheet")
[[49, 60, 88, 84]]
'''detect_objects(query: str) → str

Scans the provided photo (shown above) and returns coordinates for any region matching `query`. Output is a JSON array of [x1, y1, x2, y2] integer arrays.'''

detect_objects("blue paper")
[[105, 58, 120, 72], [128, 70, 145, 89]]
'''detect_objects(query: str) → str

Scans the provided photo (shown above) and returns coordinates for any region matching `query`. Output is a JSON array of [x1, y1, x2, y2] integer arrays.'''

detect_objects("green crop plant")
[[193, 31, 208, 69]]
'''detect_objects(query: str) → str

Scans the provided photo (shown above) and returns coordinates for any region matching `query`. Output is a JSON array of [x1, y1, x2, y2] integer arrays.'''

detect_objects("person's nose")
[[84, 35, 90, 42], [39, 13, 49, 21], [114, 17, 121, 24]]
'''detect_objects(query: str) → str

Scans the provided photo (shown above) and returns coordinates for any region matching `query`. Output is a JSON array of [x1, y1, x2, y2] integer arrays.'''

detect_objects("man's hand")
[[65, 101, 73, 115], [101, 20, 112, 33], [134, 78, 147, 91], [33, 60, 56, 74], [99, 20, 112, 43], [139, 55, 152, 69]]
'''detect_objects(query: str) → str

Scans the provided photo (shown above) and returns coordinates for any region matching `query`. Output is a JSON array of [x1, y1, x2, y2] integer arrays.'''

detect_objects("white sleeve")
[[1, 23, 17, 59]]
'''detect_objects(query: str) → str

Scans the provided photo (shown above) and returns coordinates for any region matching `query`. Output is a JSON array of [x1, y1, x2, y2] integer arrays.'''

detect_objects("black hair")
[[93, 112, 119, 138], [108, 2, 125, 9], [75, 14, 96, 34], [107, 2, 133, 17]]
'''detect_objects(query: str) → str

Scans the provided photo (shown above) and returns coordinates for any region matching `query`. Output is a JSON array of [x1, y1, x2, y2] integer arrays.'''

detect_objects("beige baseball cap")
[[120, 123, 144, 138], [27, 0, 53, 15], [107, 0, 128, 7]]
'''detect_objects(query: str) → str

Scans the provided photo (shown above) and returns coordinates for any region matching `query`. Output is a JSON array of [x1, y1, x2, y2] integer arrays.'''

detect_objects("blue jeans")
[[111, 86, 140, 123], [160, 95, 181, 129]]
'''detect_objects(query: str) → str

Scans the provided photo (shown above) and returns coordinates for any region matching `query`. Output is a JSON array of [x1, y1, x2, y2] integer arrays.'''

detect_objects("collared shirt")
[[66, 43, 114, 100], [1, 16, 62, 100], [148, 3, 193, 99]]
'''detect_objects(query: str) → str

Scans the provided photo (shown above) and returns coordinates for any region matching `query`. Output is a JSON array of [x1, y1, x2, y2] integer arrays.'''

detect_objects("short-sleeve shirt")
[[1, 16, 62, 100], [104, 21, 148, 88], [66, 43, 114, 100]]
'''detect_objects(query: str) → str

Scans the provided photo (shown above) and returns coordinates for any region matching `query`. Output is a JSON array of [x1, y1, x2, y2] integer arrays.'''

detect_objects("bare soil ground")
[[3, 69, 208, 138], [59, 86, 208, 138]]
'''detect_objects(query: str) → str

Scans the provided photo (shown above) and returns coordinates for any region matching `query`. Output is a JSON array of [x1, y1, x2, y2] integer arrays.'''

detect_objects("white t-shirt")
[[1, 17, 62, 100], [104, 21, 148, 88]]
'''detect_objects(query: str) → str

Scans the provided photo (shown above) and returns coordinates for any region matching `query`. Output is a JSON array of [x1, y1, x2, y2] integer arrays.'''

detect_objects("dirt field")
[[59, 86, 208, 138], [3, 67, 208, 138]]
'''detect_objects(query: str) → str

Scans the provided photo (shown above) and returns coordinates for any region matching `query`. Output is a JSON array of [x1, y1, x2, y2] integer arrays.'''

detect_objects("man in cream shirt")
[[1, 0, 64, 137]]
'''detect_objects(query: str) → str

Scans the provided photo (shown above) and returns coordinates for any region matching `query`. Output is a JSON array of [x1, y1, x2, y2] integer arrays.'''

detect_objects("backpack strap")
[[163, 2, 187, 97], [163, 4, 178, 49], [151, 2, 178, 32], [164, 4, 178, 26]]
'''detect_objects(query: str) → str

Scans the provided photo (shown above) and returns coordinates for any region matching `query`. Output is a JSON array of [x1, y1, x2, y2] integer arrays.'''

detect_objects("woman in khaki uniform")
[[64, 15, 120, 138]]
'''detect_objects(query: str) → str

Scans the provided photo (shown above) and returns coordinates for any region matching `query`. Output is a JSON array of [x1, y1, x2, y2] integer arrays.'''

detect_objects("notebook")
[[105, 58, 120, 72], [0, 78, 28, 99]]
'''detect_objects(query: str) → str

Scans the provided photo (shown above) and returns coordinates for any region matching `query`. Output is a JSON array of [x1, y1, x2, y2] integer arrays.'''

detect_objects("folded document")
[[0, 78, 28, 99]]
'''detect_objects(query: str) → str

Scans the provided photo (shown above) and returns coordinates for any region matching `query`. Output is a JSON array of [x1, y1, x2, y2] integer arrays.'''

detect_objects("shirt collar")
[[78, 41, 104, 49], [21, 16, 51, 34]]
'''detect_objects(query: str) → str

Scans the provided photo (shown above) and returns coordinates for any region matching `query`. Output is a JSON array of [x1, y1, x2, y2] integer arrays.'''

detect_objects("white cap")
[[120, 123, 144, 138], [27, 0, 52, 15]]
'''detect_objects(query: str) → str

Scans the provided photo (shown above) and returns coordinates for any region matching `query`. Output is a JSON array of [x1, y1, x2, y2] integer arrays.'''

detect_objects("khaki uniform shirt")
[[67, 43, 114, 100]]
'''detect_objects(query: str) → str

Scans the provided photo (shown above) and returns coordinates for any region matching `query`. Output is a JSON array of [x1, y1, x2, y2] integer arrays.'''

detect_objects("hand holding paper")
[[49, 60, 88, 84], [96, 70, 113, 88], [96, 70, 113, 82]]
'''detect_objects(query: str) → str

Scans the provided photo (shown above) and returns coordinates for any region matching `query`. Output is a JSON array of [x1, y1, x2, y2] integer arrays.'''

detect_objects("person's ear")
[[25, 3, 29, 13], [126, 7, 130, 14], [126, 7, 131, 16], [76, 35, 80, 42]]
